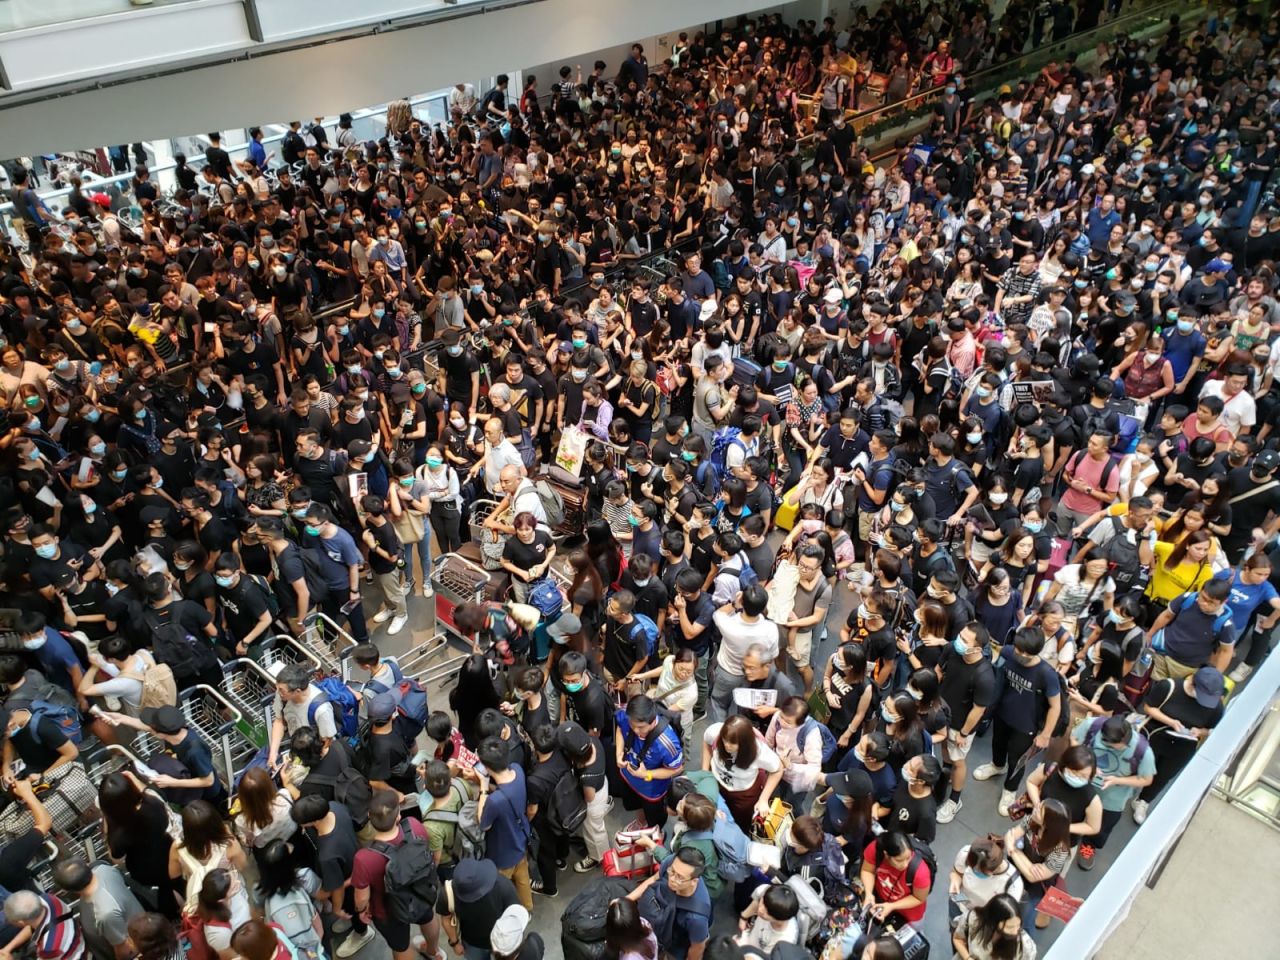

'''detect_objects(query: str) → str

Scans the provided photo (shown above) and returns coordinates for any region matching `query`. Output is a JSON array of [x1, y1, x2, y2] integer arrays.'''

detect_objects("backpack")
[[242, 572, 281, 619], [534, 478, 566, 528], [148, 618, 220, 686], [684, 813, 752, 882], [797, 717, 839, 764], [527, 579, 564, 622], [708, 426, 747, 487], [940, 361, 966, 403], [875, 835, 938, 893], [1083, 716, 1149, 776], [306, 765, 372, 826], [27, 697, 83, 746], [1066, 449, 1119, 493], [423, 781, 486, 861], [309, 678, 360, 739], [547, 769, 588, 835], [1113, 413, 1142, 454], [372, 831, 440, 925], [265, 888, 323, 958], [562, 879, 638, 960], [695, 460, 722, 498], [1100, 518, 1148, 594], [121, 651, 178, 710], [630, 614, 661, 661]]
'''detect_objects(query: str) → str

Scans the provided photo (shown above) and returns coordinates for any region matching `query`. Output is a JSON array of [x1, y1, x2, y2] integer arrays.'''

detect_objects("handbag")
[[751, 798, 794, 847], [391, 506, 426, 544]]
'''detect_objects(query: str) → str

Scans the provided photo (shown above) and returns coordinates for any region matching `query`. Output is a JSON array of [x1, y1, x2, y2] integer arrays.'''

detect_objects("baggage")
[[561, 878, 637, 960], [733, 356, 762, 389]]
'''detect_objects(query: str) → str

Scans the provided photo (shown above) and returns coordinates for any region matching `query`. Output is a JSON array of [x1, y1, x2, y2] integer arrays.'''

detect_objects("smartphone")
[[340, 598, 361, 615]]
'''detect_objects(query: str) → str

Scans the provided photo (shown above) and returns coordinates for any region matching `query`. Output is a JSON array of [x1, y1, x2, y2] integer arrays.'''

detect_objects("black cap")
[[141, 705, 186, 735]]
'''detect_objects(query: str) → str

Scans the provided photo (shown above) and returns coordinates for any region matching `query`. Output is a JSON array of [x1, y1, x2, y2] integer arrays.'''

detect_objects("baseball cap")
[[1081, 163, 1096, 176], [1203, 258, 1231, 274], [1253, 449, 1280, 473], [824, 288, 843, 304], [366, 692, 397, 723], [141, 705, 186, 735], [1191, 667, 1225, 708], [556, 720, 591, 758], [827, 768, 873, 798], [490, 905, 530, 954], [548, 613, 582, 643]]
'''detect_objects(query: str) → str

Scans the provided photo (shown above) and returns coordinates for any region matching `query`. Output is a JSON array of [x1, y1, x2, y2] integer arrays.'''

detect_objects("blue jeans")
[[402, 536, 431, 588]]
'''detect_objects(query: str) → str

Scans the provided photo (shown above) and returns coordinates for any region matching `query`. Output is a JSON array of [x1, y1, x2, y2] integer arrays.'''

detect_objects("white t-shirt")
[[703, 722, 781, 791], [713, 611, 781, 675], [274, 687, 338, 738], [1051, 564, 1115, 619], [1199, 379, 1256, 436]]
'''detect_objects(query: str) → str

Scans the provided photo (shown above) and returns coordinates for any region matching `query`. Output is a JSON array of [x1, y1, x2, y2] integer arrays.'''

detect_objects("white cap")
[[1008, 153, 1022, 165], [490, 905, 530, 954], [824, 288, 843, 304], [699, 299, 719, 323], [1081, 163, 1096, 176]]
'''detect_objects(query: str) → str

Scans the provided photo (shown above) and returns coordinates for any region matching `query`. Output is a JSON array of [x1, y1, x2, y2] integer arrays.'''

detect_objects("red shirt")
[[863, 841, 931, 923], [351, 818, 428, 920]]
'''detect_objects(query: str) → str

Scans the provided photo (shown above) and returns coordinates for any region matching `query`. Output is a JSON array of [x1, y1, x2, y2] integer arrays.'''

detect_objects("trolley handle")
[[224, 657, 279, 686], [431, 552, 493, 583], [262, 633, 325, 671], [182, 684, 245, 726]]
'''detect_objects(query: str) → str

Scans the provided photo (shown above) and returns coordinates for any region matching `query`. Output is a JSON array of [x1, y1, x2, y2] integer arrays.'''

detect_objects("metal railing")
[[1043, 649, 1280, 959]]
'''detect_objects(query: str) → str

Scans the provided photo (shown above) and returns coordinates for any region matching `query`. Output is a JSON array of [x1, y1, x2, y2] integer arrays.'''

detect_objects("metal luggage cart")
[[179, 685, 252, 787], [298, 612, 359, 675], [259, 634, 324, 676], [469, 498, 503, 544], [409, 553, 491, 686], [220, 658, 276, 745], [0, 764, 99, 840], [84, 738, 160, 784]]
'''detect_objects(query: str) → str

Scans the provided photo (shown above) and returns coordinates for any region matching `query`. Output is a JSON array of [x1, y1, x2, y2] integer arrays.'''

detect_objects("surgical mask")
[[967, 431, 982, 444], [881, 704, 897, 724], [1062, 771, 1089, 788], [398, 477, 414, 488], [338, 325, 351, 337], [35, 544, 57, 559], [83, 502, 97, 515], [248, 258, 260, 269], [90, 442, 106, 456], [681, 451, 696, 462], [471, 284, 484, 295], [273, 265, 287, 279], [134, 409, 147, 421], [975, 386, 992, 399], [565, 681, 585, 693], [112, 468, 127, 480], [571, 369, 587, 382], [890, 500, 905, 513], [374, 308, 386, 319], [304, 524, 321, 536], [23, 637, 46, 651], [54, 358, 70, 371], [571, 337, 587, 349], [426, 456, 443, 469], [1177, 319, 1194, 334], [1145, 352, 1162, 365], [773, 361, 788, 371], [386, 365, 401, 377], [363, 451, 377, 463], [1024, 521, 1043, 534], [215, 575, 234, 588], [989, 492, 1008, 505], [953, 637, 970, 656]]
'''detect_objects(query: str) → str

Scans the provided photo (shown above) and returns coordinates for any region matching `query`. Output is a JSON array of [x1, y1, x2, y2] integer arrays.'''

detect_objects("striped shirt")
[[34, 894, 84, 960]]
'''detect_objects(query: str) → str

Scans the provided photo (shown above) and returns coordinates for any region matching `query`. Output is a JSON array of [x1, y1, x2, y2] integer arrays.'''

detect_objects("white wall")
[[0, 0, 797, 157]]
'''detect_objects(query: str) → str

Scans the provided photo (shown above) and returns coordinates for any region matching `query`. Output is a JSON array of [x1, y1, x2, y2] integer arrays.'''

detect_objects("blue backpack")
[[367, 660, 431, 747], [684, 811, 752, 882], [527, 579, 564, 622], [630, 614, 661, 660], [1113, 413, 1142, 454], [707, 426, 747, 489], [28, 697, 83, 746], [309, 677, 360, 740], [798, 718, 838, 764]]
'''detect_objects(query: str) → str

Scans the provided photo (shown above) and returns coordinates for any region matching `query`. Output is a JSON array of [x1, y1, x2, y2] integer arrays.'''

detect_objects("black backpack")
[[876, 836, 938, 893], [562, 879, 639, 960], [548, 769, 588, 835], [247, 572, 281, 618], [148, 618, 219, 686], [372, 831, 439, 924], [1100, 516, 1148, 594], [307, 756, 373, 827]]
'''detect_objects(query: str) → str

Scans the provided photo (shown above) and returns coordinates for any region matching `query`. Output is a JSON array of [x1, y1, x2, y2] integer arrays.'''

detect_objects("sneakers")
[[372, 608, 393, 624], [997, 789, 1016, 818], [531, 878, 557, 897], [1229, 663, 1253, 683], [573, 856, 600, 873], [335, 927, 376, 958], [973, 763, 1006, 782], [422, 583, 434, 598], [1131, 799, 1150, 825], [1078, 843, 1096, 871], [936, 798, 962, 824], [387, 614, 408, 635]]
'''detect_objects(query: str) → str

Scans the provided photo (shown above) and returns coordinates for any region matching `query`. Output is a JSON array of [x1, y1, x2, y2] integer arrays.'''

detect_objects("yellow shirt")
[[1146, 540, 1215, 603]]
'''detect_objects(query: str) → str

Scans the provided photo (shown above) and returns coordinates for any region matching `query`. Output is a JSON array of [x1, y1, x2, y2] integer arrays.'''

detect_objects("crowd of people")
[[2, 1, 1280, 960]]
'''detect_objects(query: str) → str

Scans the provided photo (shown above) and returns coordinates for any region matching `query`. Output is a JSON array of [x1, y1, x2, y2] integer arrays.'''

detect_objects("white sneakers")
[[372, 608, 393, 624], [1132, 799, 1149, 824], [1229, 663, 1253, 683], [387, 614, 408, 635], [973, 763, 1006, 781], [335, 927, 375, 958], [998, 789, 1016, 818], [936, 798, 962, 823]]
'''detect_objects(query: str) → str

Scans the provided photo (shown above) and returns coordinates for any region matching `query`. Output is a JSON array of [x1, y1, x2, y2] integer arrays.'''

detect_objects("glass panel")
[[0, 0, 203, 35]]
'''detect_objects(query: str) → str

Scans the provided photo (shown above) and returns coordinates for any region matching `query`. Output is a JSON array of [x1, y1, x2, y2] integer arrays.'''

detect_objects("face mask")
[[90, 442, 106, 457], [571, 369, 587, 382], [1074, 278, 1088, 289], [273, 266, 287, 279], [967, 432, 983, 444], [248, 258, 261, 270], [34, 543, 57, 559], [881, 704, 897, 723], [398, 477, 414, 488], [1105, 268, 1118, 281], [215, 575, 235, 588], [23, 637, 45, 651], [1177, 319, 1194, 334], [565, 681, 585, 693], [1024, 521, 1043, 534], [386, 365, 401, 377], [426, 456, 443, 469], [1062, 771, 1089, 788], [989, 492, 1008, 505], [304, 524, 321, 537], [953, 637, 970, 656], [890, 500, 905, 513], [681, 451, 696, 463], [447, 345, 463, 356]]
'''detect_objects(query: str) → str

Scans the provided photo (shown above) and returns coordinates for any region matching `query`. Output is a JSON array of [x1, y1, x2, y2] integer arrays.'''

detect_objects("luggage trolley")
[[259, 634, 325, 676], [298, 612, 359, 675], [179, 685, 253, 787], [220, 658, 278, 745], [410, 553, 491, 686], [0, 763, 99, 840]]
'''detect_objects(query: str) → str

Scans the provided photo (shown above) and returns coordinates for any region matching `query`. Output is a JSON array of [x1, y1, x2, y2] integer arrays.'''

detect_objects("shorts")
[[374, 915, 412, 952], [943, 728, 975, 761], [857, 509, 876, 543], [787, 628, 814, 667]]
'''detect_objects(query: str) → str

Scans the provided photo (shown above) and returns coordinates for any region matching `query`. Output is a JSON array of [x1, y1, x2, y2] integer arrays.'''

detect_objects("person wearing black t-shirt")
[[2, 704, 77, 777], [937, 623, 998, 822], [525, 726, 575, 897], [558, 652, 613, 740], [883, 754, 942, 844], [362, 694, 417, 799]]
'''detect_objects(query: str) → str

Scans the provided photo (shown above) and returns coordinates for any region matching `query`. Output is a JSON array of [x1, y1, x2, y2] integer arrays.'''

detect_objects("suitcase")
[[602, 844, 657, 880]]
